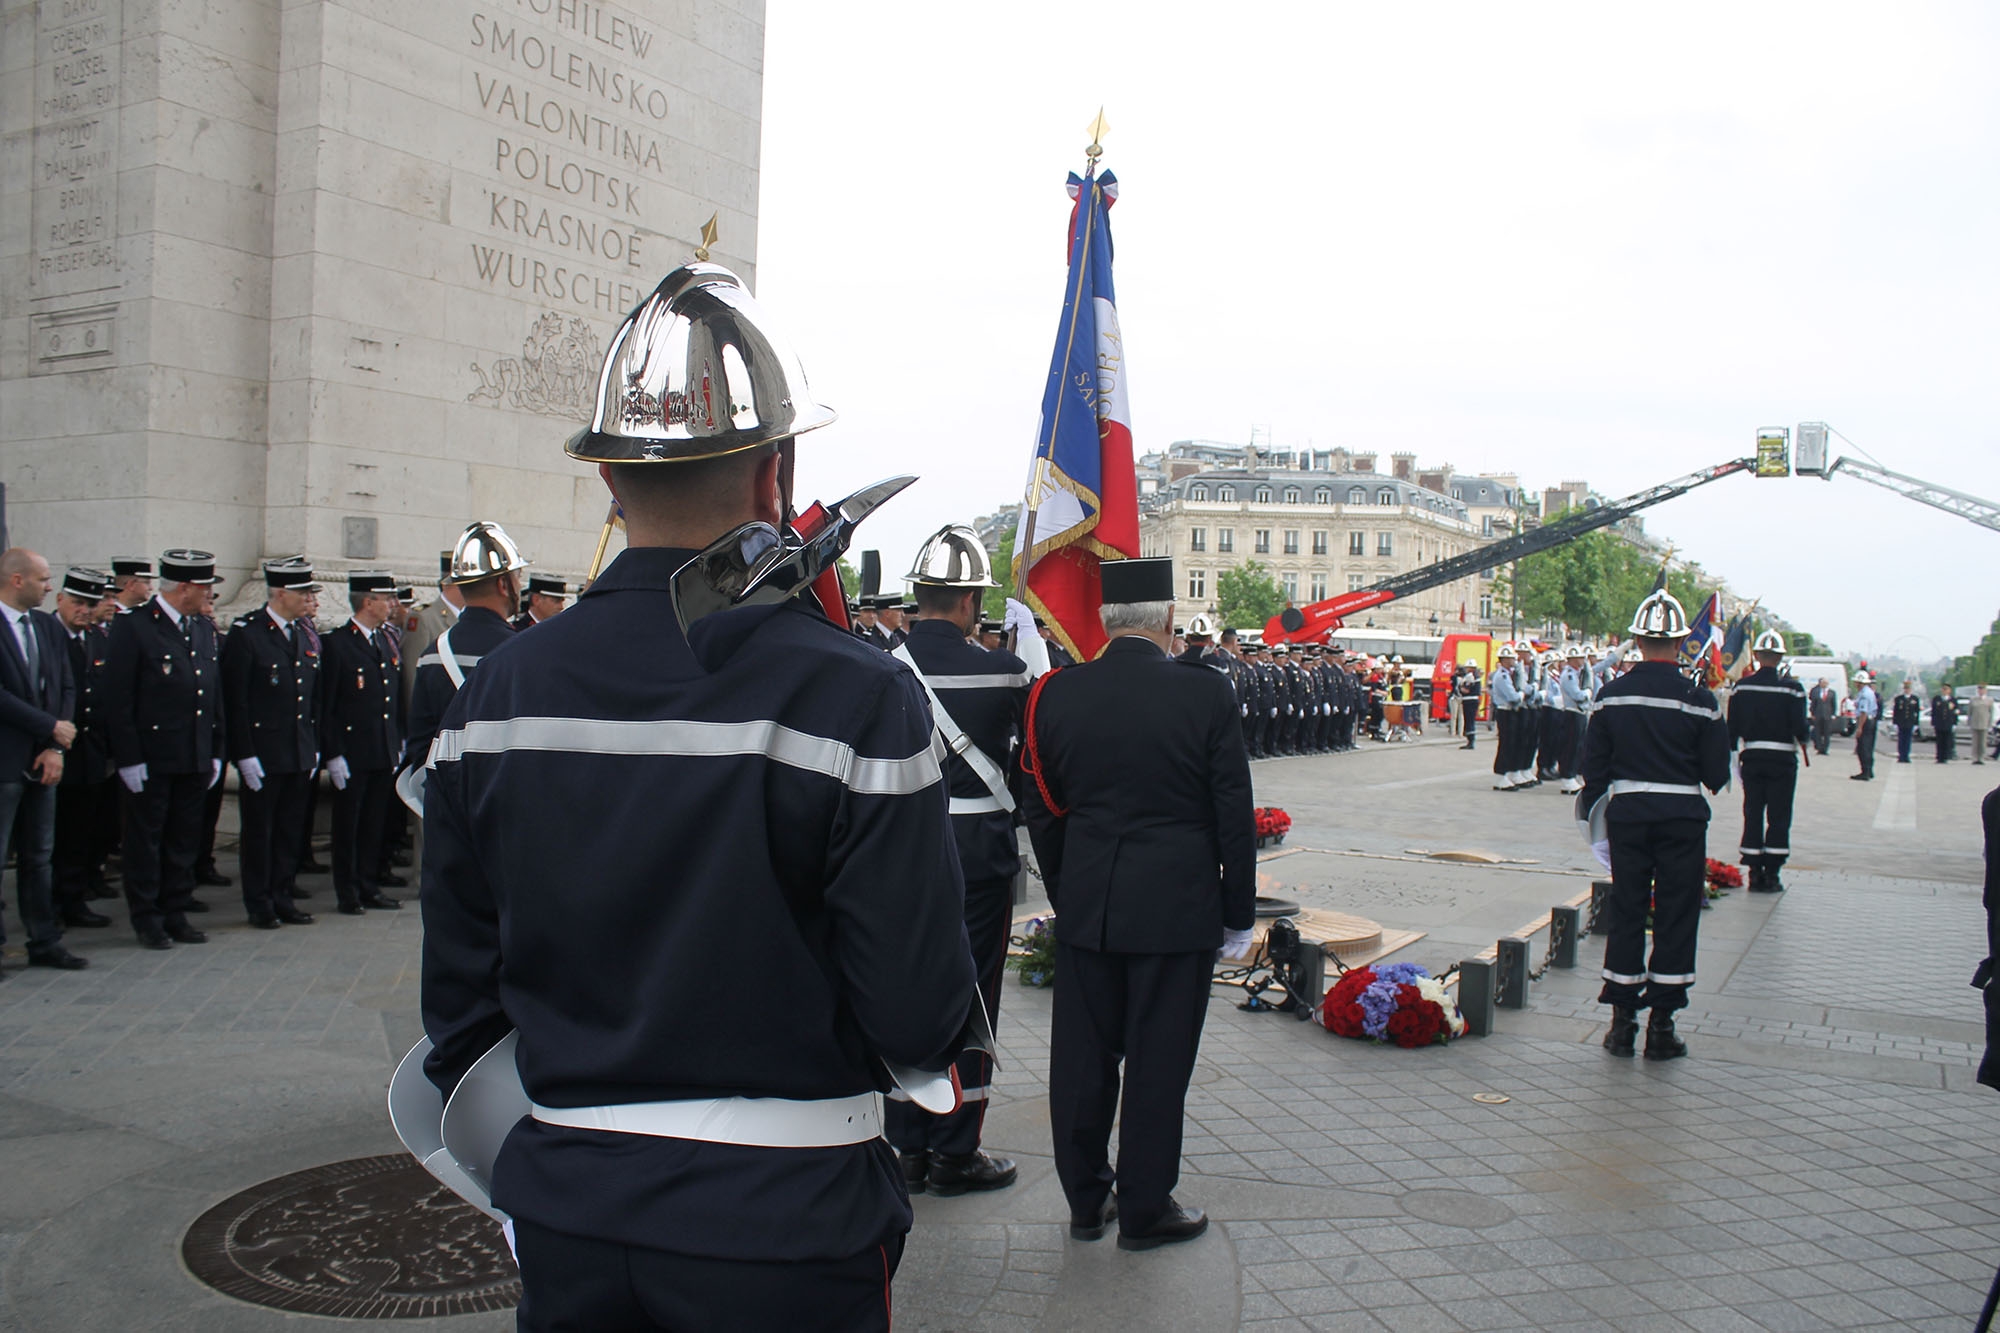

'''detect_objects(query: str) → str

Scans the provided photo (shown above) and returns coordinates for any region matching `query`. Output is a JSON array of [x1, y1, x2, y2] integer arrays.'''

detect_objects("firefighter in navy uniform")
[[220, 559, 323, 929], [1579, 591, 1732, 1060], [319, 570, 404, 915], [101, 550, 227, 949], [1019, 555, 1256, 1250], [1727, 630, 1809, 893], [508, 574, 569, 631], [51, 568, 118, 929], [418, 263, 979, 1331], [401, 522, 524, 781], [1242, 641, 1272, 758], [884, 524, 1029, 1198]]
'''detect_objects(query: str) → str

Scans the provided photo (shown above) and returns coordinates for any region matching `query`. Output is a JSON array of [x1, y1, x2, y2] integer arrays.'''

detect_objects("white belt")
[[532, 1092, 883, 1147], [1740, 741, 1797, 753], [949, 794, 1008, 815], [1608, 780, 1702, 796]]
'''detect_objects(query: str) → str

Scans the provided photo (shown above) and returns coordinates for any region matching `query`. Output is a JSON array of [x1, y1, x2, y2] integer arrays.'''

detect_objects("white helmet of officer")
[[1752, 629, 1785, 656], [1628, 590, 1689, 640]]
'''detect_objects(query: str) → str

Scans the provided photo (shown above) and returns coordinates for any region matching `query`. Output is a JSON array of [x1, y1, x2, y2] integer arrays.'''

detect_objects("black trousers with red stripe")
[[885, 875, 1012, 1158], [513, 1218, 902, 1332]]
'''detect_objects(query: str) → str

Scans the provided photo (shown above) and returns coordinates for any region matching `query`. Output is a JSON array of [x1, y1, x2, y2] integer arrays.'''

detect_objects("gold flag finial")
[[1085, 107, 1109, 164], [695, 212, 719, 262]]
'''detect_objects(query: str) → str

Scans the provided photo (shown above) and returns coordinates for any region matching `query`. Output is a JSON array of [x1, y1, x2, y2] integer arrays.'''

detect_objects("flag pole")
[[1012, 109, 1110, 612]]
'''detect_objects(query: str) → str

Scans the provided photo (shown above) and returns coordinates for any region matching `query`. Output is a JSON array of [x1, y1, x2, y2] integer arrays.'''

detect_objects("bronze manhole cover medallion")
[[182, 1155, 520, 1319]]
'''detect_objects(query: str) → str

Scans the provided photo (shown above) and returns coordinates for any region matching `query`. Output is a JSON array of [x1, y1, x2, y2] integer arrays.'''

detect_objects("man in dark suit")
[[0, 548, 85, 973], [1807, 678, 1836, 755], [102, 549, 227, 949], [50, 568, 119, 930], [222, 560, 324, 929], [1020, 556, 1256, 1251], [319, 570, 404, 914], [509, 574, 571, 631]]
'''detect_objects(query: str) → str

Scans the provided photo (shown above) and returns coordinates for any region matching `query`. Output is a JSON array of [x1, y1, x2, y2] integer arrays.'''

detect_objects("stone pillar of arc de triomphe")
[[2, 0, 763, 596]]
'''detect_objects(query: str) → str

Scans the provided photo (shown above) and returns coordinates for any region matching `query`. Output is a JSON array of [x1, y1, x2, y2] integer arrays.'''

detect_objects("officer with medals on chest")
[[884, 524, 1028, 1198], [221, 559, 324, 929], [102, 549, 227, 949], [1019, 556, 1256, 1251], [1727, 630, 1809, 894], [400, 523, 524, 796], [51, 568, 119, 931], [319, 570, 404, 915], [1578, 591, 1732, 1060], [415, 263, 981, 1331]]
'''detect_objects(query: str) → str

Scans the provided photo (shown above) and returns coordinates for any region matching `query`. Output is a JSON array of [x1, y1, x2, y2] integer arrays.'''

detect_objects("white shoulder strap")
[[892, 643, 1015, 814], [434, 626, 467, 690]]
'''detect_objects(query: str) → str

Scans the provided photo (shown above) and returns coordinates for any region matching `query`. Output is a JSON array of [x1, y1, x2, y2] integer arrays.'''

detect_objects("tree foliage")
[[983, 530, 1016, 619], [1947, 615, 2000, 686], [1218, 560, 1285, 631], [837, 557, 859, 598]]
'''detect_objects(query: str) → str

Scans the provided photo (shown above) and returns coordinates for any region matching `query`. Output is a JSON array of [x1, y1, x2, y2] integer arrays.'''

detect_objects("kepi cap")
[[110, 557, 154, 580], [159, 549, 223, 585], [1098, 556, 1173, 605], [262, 558, 321, 593], [61, 567, 111, 600], [347, 569, 395, 596]]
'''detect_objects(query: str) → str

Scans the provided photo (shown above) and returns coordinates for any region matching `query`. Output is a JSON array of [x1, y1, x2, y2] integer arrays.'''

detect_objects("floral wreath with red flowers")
[[1321, 962, 1468, 1048], [1254, 806, 1292, 847]]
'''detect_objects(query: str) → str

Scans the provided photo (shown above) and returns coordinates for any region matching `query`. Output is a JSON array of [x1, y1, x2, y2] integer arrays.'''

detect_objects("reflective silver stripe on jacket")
[[531, 1091, 883, 1147], [417, 653, 482, 671], [1740, 740, 1797, 752], [949, 794, 1008, 815], [924, 671, 1030, 690], [1731, 683, 1801, 695], [1596, 695, 1721, 721], [1608, 780, 1703, 796], [428, 716, 945, 796]]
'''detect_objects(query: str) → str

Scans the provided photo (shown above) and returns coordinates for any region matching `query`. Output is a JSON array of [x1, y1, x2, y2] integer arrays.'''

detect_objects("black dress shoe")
[[359, 892, 403, 910], [195, 868, 232, 887], [337, 903, 366, 916], [289, 886, 313, 899], [249, 915, 281, 930], [1644, 1012, 1687, 1061], [164, 923, 208, 945], [275, 906, 315, 925], [898, 1150, 930, 1195], [298, 857, 329, 875], [927, 1150, 1017, 1197], [1117, 1200, 1208, 1251], [88, 878, 119, 900], [61, 907, 113, 929], [184, 898, 210, 913], [1070, 1195, 1118, 1241], [138, 929, 173, 950], [375, 871, 409, 889], [28, 946, 89, 970], [1603, 1005, 1639, 1057]]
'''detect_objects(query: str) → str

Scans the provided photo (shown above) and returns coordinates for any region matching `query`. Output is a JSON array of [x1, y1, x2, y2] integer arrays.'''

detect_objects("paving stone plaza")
[[1, 731, 1994, 1331]]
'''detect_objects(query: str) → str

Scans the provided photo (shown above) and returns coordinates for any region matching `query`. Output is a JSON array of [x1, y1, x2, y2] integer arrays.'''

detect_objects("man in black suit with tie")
[[320, 570, 404, 915], [1019, 556, 1257, 1251], [0, 548, 85, 973], [222, 560, 324, 929], [102, 549, 228, 950], [50, 567, 119, 931]]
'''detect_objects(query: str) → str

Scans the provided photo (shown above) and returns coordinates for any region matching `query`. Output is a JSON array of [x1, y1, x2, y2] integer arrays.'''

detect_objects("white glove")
[[1220, 927, 1257, 960], [1591, 840, 1612, 871], [238, 756, 265, 792], [210, 757, 223, 789], [1269, 708, 1278, 718], [327, 756, 351, 790], [119, 763, 148, 794], [1005, 598, 1052, 679]]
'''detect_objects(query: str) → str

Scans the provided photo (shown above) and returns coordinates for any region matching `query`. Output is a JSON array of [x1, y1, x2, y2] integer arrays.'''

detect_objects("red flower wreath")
[[1384, 984, 1444, 1048]]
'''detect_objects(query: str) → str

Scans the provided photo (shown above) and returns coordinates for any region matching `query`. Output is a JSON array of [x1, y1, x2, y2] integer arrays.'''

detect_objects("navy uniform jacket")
[[1045, 636, 1077, 670], [1021, 635, 1256, 953], [420, 547, 978, 1261], [854, 622, 893, 651], [319, 620, 402, 771], [402, 605, 513, 771], [222, 608, 321, 774], [101, 598, 223, 775], [1727, 667, 1808, 771], [58, 622, 111, 786], [0, 610, 75, 778], [1579, 660, 1731, 824], [899, 618, 1026, 883], [1891, 691, 1923, 728]]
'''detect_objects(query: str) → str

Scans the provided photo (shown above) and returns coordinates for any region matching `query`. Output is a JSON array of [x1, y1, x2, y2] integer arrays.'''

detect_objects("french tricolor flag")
[[1012, 168, 1139, 663]]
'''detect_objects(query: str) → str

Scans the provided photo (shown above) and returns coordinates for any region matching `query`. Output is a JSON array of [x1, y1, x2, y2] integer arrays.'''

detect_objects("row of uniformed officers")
[[0, 538, 574, 969]]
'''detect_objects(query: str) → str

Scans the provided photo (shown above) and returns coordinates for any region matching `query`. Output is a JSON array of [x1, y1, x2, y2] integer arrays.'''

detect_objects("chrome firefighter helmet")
[[1186, 614, 1214, 638], [1753, 629, 1786, 655], [566, 263, 836, 464], [1496, 643, 1517, 660], [1628, 590, 1689, 639], [1852, 669, 1872, 684], [905, 524, 998, 588], [442, 521, 530, 586]]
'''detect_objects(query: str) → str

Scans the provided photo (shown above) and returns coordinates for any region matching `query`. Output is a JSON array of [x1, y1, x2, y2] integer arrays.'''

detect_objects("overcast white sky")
[[756, 3, 2000, 661]]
